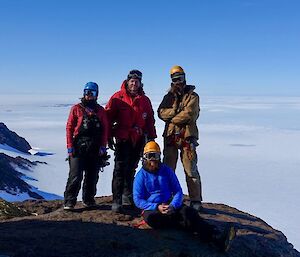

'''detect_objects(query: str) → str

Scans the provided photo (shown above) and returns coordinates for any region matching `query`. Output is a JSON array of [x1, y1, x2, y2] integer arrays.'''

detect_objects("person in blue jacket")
[[133, 141, 235, 252]]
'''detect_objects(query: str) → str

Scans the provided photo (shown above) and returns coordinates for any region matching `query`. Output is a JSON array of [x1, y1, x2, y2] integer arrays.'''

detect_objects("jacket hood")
[[184, 84, 196, 93]]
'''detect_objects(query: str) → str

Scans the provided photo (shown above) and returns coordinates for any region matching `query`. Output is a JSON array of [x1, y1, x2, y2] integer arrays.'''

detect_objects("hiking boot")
[[190, 201, 202, 211], [63, 203, 74, 211], [213, 225, 236, 252], [83, 201, 97, 208], [111, 203, 123, 213]]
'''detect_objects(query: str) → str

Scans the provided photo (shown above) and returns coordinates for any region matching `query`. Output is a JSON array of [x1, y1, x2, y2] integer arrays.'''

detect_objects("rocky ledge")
[[0, 196, 299, 257], [0, 122, 31, 153]]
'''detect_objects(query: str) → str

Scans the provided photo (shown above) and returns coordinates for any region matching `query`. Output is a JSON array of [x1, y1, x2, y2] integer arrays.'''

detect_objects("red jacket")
[[105, 81, 157, 144], [66, 103, 108, 149]]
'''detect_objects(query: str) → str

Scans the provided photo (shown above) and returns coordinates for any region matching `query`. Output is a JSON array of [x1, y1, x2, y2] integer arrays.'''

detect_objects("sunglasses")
[[171, 76, 185, 83], [128, 72, 142, 80], [84, 89, 97, 97], [143, 152, 161, 161]]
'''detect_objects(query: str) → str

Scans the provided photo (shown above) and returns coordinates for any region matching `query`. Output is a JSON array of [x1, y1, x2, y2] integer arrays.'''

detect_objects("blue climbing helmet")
[[83, 82, 99, 97]]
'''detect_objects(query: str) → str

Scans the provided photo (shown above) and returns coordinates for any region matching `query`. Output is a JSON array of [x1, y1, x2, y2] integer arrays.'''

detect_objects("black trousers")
[[112, 140, 143, 204], [64, 155, 99, 205], [143, 205, 216, 242]]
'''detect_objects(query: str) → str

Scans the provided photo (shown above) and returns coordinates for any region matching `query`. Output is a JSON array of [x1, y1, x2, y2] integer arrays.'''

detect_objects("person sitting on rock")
[[133, 141, 235, 252]]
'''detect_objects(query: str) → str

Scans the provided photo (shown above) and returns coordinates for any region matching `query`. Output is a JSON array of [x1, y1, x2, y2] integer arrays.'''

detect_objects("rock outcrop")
[[0, 122, 31, 153], [0, 153, 46, 199], [0, 196, 299, 257], [0, 199, 31, 219]]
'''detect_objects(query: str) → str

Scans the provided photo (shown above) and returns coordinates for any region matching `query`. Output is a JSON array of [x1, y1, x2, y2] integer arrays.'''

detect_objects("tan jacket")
[[157, 85, 200, 140]]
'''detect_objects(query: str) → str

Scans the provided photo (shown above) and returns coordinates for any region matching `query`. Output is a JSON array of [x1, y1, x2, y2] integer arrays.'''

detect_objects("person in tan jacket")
[[157, 65, 202, 210]]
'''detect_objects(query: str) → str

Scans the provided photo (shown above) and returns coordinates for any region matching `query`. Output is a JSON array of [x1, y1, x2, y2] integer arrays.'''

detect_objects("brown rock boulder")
[[0, 196, 298, 257]]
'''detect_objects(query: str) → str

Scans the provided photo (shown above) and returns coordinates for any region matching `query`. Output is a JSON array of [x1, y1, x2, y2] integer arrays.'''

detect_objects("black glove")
[[170, 83, 184, 96], [98, 152, 110, 168]]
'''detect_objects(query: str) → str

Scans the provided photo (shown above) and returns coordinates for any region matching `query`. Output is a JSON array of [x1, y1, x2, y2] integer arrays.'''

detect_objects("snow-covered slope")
[[0, 125, 62, 202]]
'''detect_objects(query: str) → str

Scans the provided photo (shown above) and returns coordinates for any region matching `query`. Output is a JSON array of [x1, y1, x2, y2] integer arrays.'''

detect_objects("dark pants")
[[64, 155, 99, 206], [143, 205, 216, 242], [112, 140, 143, 204]]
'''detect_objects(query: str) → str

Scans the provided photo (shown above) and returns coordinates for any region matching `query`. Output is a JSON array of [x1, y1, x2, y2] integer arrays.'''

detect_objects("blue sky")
[[0, 0, 299, 96]]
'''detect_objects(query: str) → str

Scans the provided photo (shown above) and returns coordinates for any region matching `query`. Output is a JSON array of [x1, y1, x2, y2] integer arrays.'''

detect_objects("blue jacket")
[[133, 163, 183, 211]]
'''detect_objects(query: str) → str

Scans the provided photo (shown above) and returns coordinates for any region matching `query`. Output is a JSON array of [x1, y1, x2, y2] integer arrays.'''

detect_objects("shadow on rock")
[[0, 219, 218, 257]]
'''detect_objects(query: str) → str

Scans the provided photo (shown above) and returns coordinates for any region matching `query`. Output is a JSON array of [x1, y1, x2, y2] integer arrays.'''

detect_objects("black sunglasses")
[[84, 89, 97, 97], [172, 75, 185, 83], [128, 73, 142, 80]]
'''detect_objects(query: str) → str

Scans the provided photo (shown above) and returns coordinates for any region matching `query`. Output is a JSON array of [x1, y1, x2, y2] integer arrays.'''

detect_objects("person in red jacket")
[[106, 70, 157, 213], [64, 82, 108, 210]]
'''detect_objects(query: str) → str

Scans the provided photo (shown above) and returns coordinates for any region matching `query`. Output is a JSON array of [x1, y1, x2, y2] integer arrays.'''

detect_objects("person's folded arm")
[[171, 94, 199, 125], [157, 93, 178, 122]]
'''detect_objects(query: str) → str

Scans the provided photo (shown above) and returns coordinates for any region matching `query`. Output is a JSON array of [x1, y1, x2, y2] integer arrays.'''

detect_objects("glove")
[[67, 148, 74, 157], [98, 151, 111, 170], [99, 146, 107, 156], [166, 205, 175, 215], [170, 83, 184, 96]]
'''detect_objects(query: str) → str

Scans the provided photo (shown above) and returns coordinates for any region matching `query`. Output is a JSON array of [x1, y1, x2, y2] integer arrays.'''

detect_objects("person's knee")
[[145, 213, 162, 229], [70, 172, 83, 183], [145, 215, 158, 228]]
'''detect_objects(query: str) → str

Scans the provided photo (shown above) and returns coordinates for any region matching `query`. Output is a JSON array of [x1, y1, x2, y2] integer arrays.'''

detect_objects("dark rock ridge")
[[0, 153, 46, 199], [0, 122, 31, 153], [0, 199, 31, 219], [0, 196, 299, 257]]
